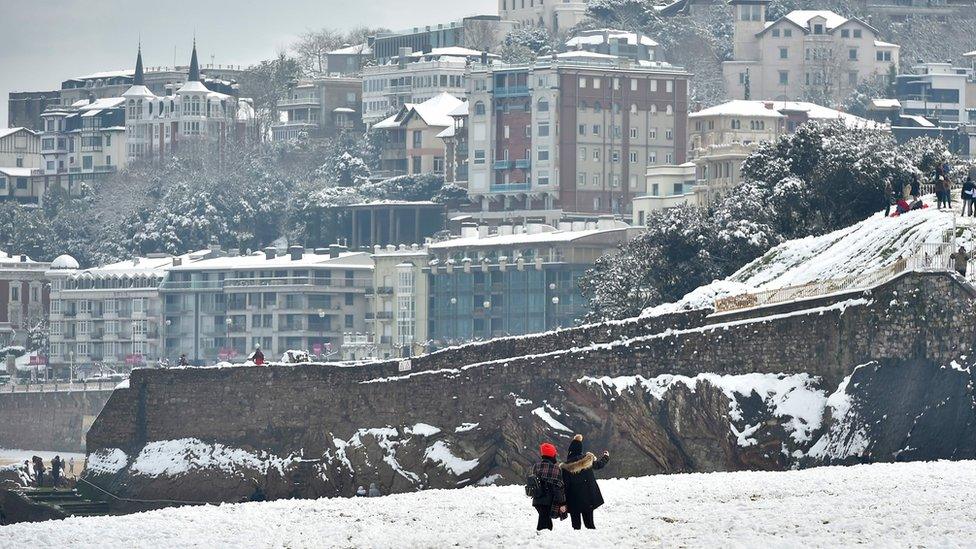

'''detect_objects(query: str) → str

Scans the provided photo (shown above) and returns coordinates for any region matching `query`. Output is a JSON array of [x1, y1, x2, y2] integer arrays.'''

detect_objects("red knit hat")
[[539, 442, 557, 458]]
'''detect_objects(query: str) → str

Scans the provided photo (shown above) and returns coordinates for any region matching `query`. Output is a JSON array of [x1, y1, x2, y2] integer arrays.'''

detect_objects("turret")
[[731, 0, 770, 61]]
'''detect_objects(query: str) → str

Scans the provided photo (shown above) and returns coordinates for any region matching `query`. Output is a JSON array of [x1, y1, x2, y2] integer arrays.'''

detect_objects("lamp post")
[[551, 296, 560, 329], [318, 309, 326, 357], [450, 297, 457, 341], [68, 350, 74, 385], [482, 300, 491, 339]]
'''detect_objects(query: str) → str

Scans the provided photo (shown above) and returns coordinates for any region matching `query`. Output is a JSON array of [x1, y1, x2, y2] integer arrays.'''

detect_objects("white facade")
[[633, 163, 699, 222], [896, 62, 973, 124], [723, 3, 900, 103], [363, 48, 489, 125], [499, 0, 589, 32], [40, 98, 127, 179], [0, 128, 41, 170]]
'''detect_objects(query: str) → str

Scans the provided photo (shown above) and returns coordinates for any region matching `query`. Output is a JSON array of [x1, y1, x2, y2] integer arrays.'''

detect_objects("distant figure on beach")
[[68, 457, 75, 477]]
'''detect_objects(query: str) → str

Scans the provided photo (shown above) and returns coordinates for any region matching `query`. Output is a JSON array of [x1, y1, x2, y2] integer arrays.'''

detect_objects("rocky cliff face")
[[81, 272, 976, 505]]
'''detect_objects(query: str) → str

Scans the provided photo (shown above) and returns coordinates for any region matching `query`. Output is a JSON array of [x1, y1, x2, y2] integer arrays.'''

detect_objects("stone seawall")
[[0, 389, 114, 452], [81, 272, 976, 503]]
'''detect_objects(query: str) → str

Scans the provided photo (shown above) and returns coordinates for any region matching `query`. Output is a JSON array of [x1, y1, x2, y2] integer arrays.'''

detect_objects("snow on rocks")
[[423, 441, 479, 476], [85, 448, 129, 475], [128, 439, 299, 478], [531, 405, 572, 433], [8, 461, 976, 548], [808, 364, 875, 461], [579, 372, 827, 446]]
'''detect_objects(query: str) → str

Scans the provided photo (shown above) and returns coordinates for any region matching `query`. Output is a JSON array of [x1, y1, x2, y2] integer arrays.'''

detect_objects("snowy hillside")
[[653, 205, 969, 313], [4, 460, 976, 547]]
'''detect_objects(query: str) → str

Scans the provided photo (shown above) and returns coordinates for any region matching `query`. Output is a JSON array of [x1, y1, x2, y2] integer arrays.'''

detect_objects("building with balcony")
[[159, 246, 373, 364], [723, 3, 899, 104], [437, 101, 470, 185], [45, 251, 211, 379], [425, 218, 639, 346], [632, 163, 699, 224], [371, 92, 465, 178], [362, 47, 492, 125], [0, 252, 50, 351], [0, 128, 41, 170], [122, 42, 258, 163], [39, 97, 126, 189], [365, 244, 430, 359], [894, 62, 976, 125], [500, 0, 589, 32], [683, 99, 881, 208], [370, 15, 514, 64], [271, 76, 364, 141], [344, 201, 447, 249], [465, 55, 690, 223]]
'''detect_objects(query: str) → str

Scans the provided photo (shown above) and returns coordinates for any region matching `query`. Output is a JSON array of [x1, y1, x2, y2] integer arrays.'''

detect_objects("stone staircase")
[[17, 487, 112, 517]]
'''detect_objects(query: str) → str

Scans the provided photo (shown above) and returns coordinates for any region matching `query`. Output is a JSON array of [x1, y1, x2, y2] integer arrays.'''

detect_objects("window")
[[731, 119, 741, 129], [537, 98, 549, 112], [784, 29, 792, 37], [537, 170, 549, 185], [649, 128, 657, 139], [848, 71, 858, 86], [648, 151, 657, 164], [412, 130, 422, 148], [579, 147, 586, 160], [538, 123, 550, 137], [813, 24, 823, 34], [578, 124, 586, 136], [841, 29, 850, 38], [630, 128, 638, 139], [433, 156, 444, 173], [630, 79, 637, 91], [849, 48, 858, 60], [592, 174, 601, 186], [877, 51, 892, 61], [577, 172, 586, 186], [593, 149, 600, 161], [537, 149, 549, 162], [79, 300, 91, 314], [579, 77, 587, 88], [82, 156, 93, 169], [133, 320, 148, 336], [78, 321, 90, 335], [779, 47, 788, 59], [474, 101, 486, 115], [629, 151, 638, 163], [412, 156, 422, 173], [666, 129, 673, 140], [611, 151, 620, 163], [593, 78, 601, 89], [666, 81, 673, 93], [474, 150, 486, 165], [772, 29, 780, 37], [779, 71, 789, 85], [592, 125, 601, 135], [853, 29, 862, 38], [650, 80, 658, 92]]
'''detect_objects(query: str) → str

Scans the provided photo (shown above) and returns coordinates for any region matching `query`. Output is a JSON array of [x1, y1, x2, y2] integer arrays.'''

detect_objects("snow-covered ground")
[[4, 460, 976, 547]]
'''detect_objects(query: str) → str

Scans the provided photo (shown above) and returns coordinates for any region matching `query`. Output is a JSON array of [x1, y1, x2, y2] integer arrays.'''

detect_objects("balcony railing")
[[490, 183, 531, 192], [279, 97, 322, 108], [493, 160, 512, 170], [494, 86, 530, 98], [159, 277, 371, 291], [514, 159, 531, 169]]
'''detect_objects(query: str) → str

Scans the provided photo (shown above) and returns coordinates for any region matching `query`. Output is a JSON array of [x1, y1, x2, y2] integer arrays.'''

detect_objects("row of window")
[[51, 319, 149, 337], [50, 341, 149, 358]]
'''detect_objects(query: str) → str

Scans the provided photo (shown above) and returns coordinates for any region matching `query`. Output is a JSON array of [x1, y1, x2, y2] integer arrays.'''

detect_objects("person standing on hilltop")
[[560, 434, 610, 530], [50, 456, 63, 488], [530, 442, 566, 531], [32, 456, 44, 487], [962, 177, 976, 217]]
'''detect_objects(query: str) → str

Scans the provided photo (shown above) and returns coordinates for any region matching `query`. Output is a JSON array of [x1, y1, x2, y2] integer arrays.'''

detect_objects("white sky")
[[0, 0, 497, 127]]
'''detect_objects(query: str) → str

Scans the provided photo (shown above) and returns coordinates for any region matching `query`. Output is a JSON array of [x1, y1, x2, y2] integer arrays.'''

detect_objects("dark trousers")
[[570, 509, 595, 530], [535, 505, 553, 531]]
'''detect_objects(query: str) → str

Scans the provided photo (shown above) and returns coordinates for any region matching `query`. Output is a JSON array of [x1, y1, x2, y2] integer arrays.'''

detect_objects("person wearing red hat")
[[531, 442, 566, 531]]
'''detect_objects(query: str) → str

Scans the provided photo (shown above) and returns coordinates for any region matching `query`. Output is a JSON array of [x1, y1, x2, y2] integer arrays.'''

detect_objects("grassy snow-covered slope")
[[653, 204, 972, 314], [4, 460, 975, 547]]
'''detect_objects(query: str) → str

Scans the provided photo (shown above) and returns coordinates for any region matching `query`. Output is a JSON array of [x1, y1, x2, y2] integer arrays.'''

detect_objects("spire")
[[188, 38, 200, 82], [134, 42, 145, 86]]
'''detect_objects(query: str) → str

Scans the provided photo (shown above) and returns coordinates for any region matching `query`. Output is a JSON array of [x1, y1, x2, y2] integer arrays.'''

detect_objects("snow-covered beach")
[[3, 460, 974, 547]]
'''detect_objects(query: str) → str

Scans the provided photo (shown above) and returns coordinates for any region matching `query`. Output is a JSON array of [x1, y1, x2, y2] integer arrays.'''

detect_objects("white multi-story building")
[[500, 0, 589, 32], [895, 62, 975, 124], [122, 43, 257, 162], [362, 47, 492, 125], [45, 251, 211, 378], [39, 98, 127, 184], [723, 1, 900, 103], [0, 128, 41, 170]]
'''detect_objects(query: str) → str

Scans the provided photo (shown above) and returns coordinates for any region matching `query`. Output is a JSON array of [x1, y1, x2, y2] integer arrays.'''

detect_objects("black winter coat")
[[560, 452, 609, 511]]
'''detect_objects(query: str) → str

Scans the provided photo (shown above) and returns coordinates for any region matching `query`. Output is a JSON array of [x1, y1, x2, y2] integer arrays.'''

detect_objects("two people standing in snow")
[[530, 434, 611, 531]]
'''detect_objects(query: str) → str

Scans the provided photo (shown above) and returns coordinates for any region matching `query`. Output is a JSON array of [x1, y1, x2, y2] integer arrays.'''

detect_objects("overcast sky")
[[0, 0, 496, 126]]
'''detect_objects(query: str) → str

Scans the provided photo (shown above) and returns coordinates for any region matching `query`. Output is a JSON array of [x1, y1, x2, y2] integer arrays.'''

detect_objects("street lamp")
[[68, 350, 74, 385], [449, 297, 457, 340], [551, 296, 561, 329], [318, 310, 326, 356]]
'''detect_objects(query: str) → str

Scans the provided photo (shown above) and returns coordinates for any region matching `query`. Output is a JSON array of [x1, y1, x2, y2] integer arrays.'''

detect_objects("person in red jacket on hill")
[[250, 345, 265, 366]]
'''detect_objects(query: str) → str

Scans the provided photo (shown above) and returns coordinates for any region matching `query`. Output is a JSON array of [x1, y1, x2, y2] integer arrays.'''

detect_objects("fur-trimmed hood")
[[560, 452, 596, 474]]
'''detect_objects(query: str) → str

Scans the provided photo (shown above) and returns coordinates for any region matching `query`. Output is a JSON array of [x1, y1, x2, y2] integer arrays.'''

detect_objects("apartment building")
[[7, 91, 61, 132], [465, 55, 690, 222], [123, 43, 257, 162], [723, 1, 900, 104], [425, 219, 639, 346], [39, 97, 126, 187], [372, 92, 465, 178], [500, 0, 589, 32], [370, 15, 514, 63], [362, 47, 490, 124], [895, 62, 975, 124], [44, 252, 211, 378], [364, 244, 430, 359], [0, 252, 50, 350], [272, 76, 363, 141], [0, 128, 41, 169], [326, 43, 373, 76], [159, 246, 372, 364]]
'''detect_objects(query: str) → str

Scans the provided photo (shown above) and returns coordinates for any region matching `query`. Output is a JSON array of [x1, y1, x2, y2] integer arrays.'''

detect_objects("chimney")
[[19, 254, 27, 263], [480, 51, 488, 65], [498, 223, 513, 236], [172, 257, 183, 267], [477, 225, 489, 239], [288, 245, 304, 261], [398, 47, 412, 68], [329, 244, 347, 258], [263, 247, 276, 260]]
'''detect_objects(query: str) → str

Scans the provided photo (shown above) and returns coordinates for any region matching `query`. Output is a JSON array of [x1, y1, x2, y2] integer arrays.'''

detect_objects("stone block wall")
[[0, 389, 114, 452]]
